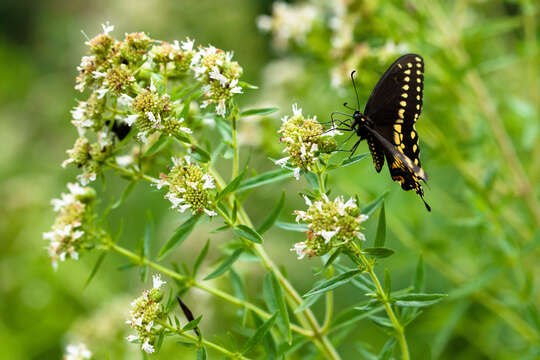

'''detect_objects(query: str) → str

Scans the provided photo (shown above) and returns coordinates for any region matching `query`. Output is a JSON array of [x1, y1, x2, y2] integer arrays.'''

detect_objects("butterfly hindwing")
[[367, 134, 384, 172]]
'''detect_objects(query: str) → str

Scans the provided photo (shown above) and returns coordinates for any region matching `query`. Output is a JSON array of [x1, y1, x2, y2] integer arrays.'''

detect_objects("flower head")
[[191, 44, 243, 117], [293, 195, 368, 258], [43, 183, 96, 269], [160, 156, 217, 216], [277, 104, 337, 177], [126, 275, 167, 354]]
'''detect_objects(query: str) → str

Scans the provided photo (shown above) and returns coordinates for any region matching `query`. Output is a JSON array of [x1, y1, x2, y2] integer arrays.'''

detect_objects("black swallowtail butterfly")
[[331, 54, 431, 211]]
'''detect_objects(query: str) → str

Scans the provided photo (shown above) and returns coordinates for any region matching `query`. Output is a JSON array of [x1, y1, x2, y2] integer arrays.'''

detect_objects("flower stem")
[[354, 245, 410, 360], [104, 241, 311, 337], [157, 320, 250, 359]]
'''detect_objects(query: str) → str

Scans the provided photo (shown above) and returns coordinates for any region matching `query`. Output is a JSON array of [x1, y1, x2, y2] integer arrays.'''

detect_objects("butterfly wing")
[[363, 54, 427, 183], [367, 134, 384, 172]]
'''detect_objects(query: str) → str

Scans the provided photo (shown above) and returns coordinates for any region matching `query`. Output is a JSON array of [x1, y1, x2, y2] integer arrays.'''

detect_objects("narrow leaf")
[[257, 192, 285, 234], [270, 272, 292, 343], [362, 191, 390, 216], [323, 249, 342, 270], [144, 135, 170, 157], [183, 315, 203, 331], [275, 222, 308, 232], [192, 144, 210, 163], [393, 293, 447, 308], [218, 169, 247, 200], [240, 107, 279, 117], [304, 171, 319, 189], [242, 312, 278, 354], [374, 203, 386, 247], [362, 247, 394, 258], [196, 346, 207, 360], [234, 224, 263, 244], [193, 239, 210, 276], [295, 293, 323, 313], [204, 248, 243, 280], [378, 338, 396, 360], [112, 181, 137, 209], [158, 213, 201, 260], [84, 252, 107, 288], [237, 168, 294, 192], [303, 269, 362, 297]]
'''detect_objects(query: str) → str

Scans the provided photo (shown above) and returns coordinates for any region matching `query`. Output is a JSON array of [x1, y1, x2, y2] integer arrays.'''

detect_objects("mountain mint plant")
[[45, 23, 444, 360]]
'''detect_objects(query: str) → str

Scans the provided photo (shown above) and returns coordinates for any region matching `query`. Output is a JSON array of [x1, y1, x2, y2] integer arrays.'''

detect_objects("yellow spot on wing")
[[414, 158, 419, 165], [416, 95, 421, 100], [394, 132, 400, 145], [417, 78, 421, 83], [400, 101, 407, 107], [416, 86, 421, 92], [402, 85, 409, 90], [411, 131, 416, 139], [416, 104, 420, 110], [415, 56, 422, 62], [404, 76, 410, 82], [413, 144, 417, 151], [402, 93, 408, 98], [416, 70, 422, 75], [398, 109, 405, 118], [396, 118, 404, 124], [404, 69, 411, 75], [407, 62, 413, 68], [394, 124, 402, 132]]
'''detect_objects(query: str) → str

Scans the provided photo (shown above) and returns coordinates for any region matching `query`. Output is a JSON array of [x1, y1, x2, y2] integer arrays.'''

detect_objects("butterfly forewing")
[[364, 54, 426, 186]]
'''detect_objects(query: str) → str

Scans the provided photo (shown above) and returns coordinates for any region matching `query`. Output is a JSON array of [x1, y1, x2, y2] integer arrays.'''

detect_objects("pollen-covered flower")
[[150, 38, 195, 75], [277, 104, 338, 179], [63, 343, 92, 360], [112, 32, 152, 66], [191, 44, 243, 117], [292, 195, 368, 259], [43, 183, 97, 269], [126, 275, 167, 354], [159, 156, 217, 216]]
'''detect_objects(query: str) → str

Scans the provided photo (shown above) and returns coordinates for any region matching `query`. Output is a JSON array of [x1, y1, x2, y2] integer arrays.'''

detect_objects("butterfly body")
[[333, 54, 431, 211]]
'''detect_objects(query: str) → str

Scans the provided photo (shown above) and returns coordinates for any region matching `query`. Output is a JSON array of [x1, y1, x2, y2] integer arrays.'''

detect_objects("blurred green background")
[[0, 0, 538, 359]]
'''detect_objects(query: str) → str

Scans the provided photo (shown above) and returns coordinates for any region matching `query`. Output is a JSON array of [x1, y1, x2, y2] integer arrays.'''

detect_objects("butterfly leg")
[[348, 139, 362, 158]]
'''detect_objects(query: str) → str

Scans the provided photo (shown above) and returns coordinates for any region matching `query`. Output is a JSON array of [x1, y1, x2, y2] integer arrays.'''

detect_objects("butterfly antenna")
[[350, 70, 361, 110]]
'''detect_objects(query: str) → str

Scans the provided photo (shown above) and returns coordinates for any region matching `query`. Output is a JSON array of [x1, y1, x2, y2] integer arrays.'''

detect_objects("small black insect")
[[331, 54, 431, 211]]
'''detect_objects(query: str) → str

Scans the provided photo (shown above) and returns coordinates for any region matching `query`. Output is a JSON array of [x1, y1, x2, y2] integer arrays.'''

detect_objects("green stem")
[[232, 115, 239, 178], [156, 320, 250, 359], [354, 245, 410, 360], [106, 241, 311, 337]]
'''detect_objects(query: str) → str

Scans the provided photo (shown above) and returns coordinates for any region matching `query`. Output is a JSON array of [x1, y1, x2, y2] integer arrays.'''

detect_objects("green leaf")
[[303, 269, 363, 297], [193, 239, 210, 276], [182, 315, 202, 331], [295, 292, 323, 313], [234, 224, 263, 244], [414, 255, 424, 292], [275, 222, 308, 232], [323, 249, 342, 270], [269, 272, 292, 343], [192, 144, 210, 163], [112, 181, 137, 209], [253, 313, 277, 358], [240, 107, 279, 117], [378, 338, 396, 360], [432, 301, 469, 358], [362, 247, 394, 258], [237, 168, 294, 192], [257, 192, 285, 234], [180, 97, 191, 120], [362, 191, 390, 216], [374, 203, 386, 247], [84, 252, 107, 289], [218, 169, 247, 200], [304, 171, 319, 189], [158, 213, 201, 260], [196, 346, 207, 360], [383, 269, 391, 296], [204, 248, 243, 280], [238, 80, 258, 89], [242, 312, 278, 354], [327, 153, 369, 170], [393, 293, 447, 307], [144, 135, 170, 157]]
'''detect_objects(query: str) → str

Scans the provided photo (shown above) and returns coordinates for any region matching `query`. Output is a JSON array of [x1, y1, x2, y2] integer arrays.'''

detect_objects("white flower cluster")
[[257, 1, 319, 50], [63, 343, 92, 360], [277, 104, 338, 180], [291, 194, 368, 259], [43, 183, 95, 269], [191, 45, 243, 117], [126, 275, 167, 354], [158, 156, 217, 217]]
